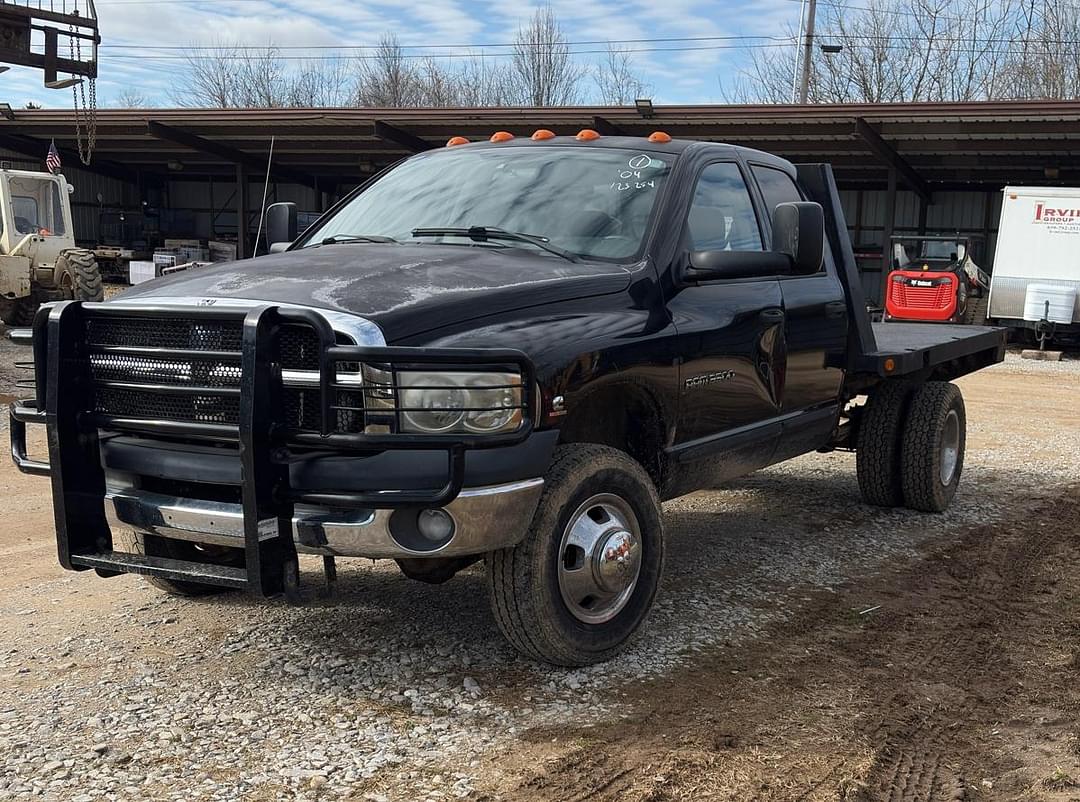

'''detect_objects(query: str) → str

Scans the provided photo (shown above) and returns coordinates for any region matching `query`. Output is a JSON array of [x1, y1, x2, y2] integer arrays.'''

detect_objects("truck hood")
[[116, 243, 632, 341]]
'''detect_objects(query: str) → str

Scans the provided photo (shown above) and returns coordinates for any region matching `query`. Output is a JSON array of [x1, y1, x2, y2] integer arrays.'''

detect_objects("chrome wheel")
[[940, 408, 960, 485], [557, 493, 642, 625]]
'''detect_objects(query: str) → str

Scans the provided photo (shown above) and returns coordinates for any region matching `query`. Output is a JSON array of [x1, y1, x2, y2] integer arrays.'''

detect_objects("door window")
[[751, 165, 803, 213], [686, 163, 762, 252]]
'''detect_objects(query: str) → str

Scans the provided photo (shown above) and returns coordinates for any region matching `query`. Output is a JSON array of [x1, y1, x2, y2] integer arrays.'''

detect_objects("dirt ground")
[[497, 487, 1080, 802], [0, 335, 1078, 801]]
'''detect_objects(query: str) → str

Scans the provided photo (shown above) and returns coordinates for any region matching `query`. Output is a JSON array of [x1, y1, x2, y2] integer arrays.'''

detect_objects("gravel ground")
[[0, 350, 1077, 801]]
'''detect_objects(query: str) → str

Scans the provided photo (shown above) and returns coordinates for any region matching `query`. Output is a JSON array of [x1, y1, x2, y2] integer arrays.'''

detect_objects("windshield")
[[6, 175, 67, 237], [921, 240, 961, 260], [300, 146, 673, 261]]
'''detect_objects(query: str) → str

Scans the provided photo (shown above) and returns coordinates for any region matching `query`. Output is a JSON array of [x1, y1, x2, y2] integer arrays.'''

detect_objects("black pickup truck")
[[9, 132, 1006, 666]]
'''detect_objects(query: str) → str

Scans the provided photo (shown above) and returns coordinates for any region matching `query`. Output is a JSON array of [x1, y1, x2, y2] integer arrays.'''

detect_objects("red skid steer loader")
[[884, 235, 990, 325]]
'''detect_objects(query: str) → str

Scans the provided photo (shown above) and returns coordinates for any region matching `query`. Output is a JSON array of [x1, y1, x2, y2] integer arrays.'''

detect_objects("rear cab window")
[[750, 164, 804, 214]]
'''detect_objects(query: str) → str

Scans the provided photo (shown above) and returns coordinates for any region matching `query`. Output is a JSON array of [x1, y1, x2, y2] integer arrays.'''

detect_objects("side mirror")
[[687, 250, 793, 281], [266, 202, 297, 252], [686, 200, 825, 282], [771, 201, 824, 275]]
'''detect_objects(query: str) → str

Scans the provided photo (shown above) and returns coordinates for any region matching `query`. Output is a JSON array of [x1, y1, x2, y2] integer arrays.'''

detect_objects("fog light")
[[417, 509, 454, 542]]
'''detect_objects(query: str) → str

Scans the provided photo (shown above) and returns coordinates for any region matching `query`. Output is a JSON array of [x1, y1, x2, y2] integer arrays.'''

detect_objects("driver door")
[[665, 161, 787, 490]]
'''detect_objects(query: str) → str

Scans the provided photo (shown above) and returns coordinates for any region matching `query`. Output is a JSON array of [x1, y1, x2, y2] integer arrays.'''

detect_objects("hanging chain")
[[69, 1, 97, 166]]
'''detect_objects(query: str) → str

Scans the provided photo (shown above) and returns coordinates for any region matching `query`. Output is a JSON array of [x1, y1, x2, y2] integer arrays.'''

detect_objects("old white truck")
[[0, 168, 103, 326]]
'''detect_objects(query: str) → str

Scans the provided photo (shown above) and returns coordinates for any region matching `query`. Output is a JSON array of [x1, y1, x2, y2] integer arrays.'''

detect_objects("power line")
[[100, 34, 794, 52], [99, 42, 800, 63]]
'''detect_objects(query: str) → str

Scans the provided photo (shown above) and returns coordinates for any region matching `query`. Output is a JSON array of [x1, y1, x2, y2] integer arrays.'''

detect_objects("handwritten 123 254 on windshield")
[[611, 154, 661, 192]]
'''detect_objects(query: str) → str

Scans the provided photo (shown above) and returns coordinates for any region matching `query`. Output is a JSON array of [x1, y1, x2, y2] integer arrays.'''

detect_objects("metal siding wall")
[[166, 178, 321, 241], [844, 190, 1001, 261], [838, 190, 859, 225], [924, 192, 985, 230]]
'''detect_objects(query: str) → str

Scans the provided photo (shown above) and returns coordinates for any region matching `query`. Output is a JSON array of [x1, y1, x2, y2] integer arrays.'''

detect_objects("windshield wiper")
[[319, 234, 398, 246], [410, 226, 581, 263]]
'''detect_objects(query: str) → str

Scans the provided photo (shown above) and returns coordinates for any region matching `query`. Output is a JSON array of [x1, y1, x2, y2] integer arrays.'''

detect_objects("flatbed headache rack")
[[9, 301, 536, 598], [796, 163, 1007, 391]]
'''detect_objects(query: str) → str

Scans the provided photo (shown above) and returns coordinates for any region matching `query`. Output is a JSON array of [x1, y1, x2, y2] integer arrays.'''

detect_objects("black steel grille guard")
[[9, 300, 538, 595]]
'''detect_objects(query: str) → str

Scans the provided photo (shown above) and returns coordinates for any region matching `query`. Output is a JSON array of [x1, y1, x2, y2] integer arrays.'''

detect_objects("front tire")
[[900, 382, 966, 512], [487, 445, 664, 666], [57, 249, 104, 303]]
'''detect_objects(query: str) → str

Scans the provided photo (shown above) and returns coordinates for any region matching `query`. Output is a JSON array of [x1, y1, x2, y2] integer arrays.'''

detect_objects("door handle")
[[760, 308, 785, 325], [825, 301, 847, 319]]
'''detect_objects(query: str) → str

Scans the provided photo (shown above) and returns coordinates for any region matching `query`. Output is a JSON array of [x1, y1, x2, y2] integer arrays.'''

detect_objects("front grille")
[[96, 385, 242, 425], [86, 316, 363, 432], [87, 317, 245, 352], [890, 283, 954, 309]]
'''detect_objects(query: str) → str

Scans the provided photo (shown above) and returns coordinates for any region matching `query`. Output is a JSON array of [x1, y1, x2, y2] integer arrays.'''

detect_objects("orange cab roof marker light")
[[490, 131, 515, 143], [531, 129, 556, 140], [575, 129, 601, 141], [647, 131, 672, 144], [446, 136, 469, 147]]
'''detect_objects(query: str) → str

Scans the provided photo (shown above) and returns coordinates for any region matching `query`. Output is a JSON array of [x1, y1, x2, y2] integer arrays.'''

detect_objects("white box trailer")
[[989, 186, 1080, 338]]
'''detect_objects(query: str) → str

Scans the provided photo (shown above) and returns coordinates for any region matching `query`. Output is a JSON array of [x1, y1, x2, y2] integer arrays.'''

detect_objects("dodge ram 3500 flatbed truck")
[[9, 132, 1007, 666]]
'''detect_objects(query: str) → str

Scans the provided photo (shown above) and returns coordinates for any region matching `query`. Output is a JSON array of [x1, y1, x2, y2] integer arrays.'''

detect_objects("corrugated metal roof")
[[2, 100, 1078, 189]]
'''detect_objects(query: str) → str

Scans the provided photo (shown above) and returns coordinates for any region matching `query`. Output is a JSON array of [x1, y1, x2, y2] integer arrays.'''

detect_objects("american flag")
[[45, 140, 62, 174]]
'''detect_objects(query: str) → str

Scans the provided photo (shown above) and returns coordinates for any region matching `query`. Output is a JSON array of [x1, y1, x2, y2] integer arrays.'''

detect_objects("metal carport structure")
[[1, 100, 1077, 274]]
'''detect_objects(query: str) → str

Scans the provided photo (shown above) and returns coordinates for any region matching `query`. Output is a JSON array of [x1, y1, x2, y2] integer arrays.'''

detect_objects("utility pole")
[[791, 0, 806, 103], [798, 0, 817, 104]]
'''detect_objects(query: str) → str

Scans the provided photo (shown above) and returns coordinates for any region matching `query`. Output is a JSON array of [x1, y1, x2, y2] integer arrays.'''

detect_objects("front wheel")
[[56, 249, 104, 303], [487, 445, 664, 666]]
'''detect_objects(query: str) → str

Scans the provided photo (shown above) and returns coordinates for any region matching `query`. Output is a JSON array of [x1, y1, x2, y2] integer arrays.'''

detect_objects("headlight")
[[398, 370, 523, 434]]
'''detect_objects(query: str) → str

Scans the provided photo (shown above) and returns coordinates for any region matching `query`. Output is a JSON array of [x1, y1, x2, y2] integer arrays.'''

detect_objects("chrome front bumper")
[[105, 479, 545, 559]]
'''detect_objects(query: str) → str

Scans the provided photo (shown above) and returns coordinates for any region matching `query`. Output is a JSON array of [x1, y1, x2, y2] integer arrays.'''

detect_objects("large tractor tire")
[[487, 444, 665, 666], [856, 380, 915, 508], [57, 249, 104, 303], [900, 382, 966, 513], [0, 298, 36, 327]]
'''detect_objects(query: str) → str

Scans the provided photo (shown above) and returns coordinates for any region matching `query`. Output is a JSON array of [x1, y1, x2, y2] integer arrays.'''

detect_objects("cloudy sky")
[[3, 0, 804, 109]]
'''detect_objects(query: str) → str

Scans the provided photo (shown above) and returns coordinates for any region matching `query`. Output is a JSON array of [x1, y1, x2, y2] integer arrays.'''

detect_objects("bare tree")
[[171, 42, 246, 107], [999, 2, 1080, 99], [727, 0, 1062, 104], [509, 5, 584, 106], [113, 88, 147, 108], [594, 44, 651, 104], [171, 40, 360, 108], [170, 6, 636, 111], [354, 33, 421, 107], [455, 53, 515, 106], [287, 57, 354, 107]]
